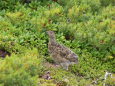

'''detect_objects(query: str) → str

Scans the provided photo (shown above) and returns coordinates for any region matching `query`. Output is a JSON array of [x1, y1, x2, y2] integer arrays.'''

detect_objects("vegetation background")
[[0, 0, 115, 86]]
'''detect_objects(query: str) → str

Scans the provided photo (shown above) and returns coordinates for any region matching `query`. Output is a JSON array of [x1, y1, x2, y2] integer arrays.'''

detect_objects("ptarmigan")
[[47, 31, 78, 70]]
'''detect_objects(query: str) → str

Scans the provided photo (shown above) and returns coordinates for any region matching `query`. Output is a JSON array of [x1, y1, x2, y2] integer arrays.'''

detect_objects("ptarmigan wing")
[[54, 43, 78, 63]]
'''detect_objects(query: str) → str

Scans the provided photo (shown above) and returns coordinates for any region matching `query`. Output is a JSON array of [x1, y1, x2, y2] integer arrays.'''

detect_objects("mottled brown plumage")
[[47, 31, 78, 70]]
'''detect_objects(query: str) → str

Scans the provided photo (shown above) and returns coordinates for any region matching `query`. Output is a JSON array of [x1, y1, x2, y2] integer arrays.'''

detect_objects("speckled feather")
[[47, 31, 78, 70]]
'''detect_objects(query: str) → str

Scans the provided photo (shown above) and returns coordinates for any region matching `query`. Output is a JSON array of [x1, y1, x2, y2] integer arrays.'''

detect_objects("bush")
[[100, 0, 115, 6], [0, 0, 114, 86], [0, 49, 44, 86]]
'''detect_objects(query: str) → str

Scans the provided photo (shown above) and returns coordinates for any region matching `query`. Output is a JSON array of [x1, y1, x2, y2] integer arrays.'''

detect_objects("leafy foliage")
[[0, 0, 114, 86], [0, 49, 44, 86]]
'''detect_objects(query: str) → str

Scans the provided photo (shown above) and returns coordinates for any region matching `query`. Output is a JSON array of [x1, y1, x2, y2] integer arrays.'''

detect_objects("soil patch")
[[0, 49, 11, 58]]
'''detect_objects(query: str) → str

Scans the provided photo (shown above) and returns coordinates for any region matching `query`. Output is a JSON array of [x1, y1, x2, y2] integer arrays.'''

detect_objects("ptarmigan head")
[[47, 31, 55, 39]]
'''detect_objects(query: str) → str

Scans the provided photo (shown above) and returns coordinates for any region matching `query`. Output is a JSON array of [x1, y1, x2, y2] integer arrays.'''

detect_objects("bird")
[[47, 31, 78, 70]]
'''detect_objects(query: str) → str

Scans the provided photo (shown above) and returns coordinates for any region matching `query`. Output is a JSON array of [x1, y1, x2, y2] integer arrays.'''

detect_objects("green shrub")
[[70, 52, 106, 78], [0, 0, 20, 10], [0, 49, 44, 86], [0, 0, 114, 86], [100, 0, 115, 6]]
